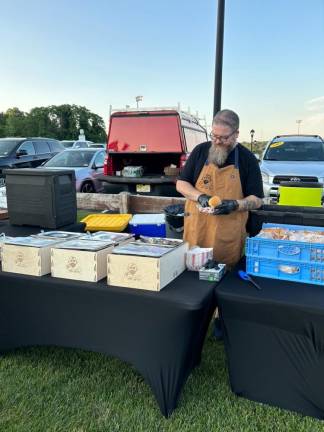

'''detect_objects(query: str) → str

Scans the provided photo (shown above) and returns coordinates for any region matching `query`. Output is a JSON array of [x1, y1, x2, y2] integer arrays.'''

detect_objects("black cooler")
[[248, 204, 324, 237], [4, 168, 76, 228]]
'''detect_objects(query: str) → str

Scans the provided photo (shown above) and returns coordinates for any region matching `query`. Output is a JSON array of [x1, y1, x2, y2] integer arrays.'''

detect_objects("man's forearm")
[[176, 180, 202, 202], [237, 195, 263, 211]]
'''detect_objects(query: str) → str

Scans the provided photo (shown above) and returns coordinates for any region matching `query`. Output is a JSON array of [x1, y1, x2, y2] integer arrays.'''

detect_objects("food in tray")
[[54, 239, 114, 251], [208, 195, 222, 208], [139, 236, 183, 247], [33, 231, 81, 240], [113, 242, 172, 257], [258, 227, 324, 244], [4, 236, 61, 247], [80, 231, 134, 243]]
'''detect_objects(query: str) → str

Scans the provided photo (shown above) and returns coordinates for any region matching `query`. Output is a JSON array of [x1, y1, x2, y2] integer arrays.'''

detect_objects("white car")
[[61, 140, 93, 149]]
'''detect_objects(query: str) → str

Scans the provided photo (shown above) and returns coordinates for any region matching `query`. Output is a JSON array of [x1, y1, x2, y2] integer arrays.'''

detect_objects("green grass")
[[77, 210, 102, 224], [1, 328, 324, 432]]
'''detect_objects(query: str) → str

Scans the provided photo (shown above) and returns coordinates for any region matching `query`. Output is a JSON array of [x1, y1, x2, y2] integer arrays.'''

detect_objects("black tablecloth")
[[0, 268, 215, 417], [216, 266, 324, 419], [0, 219, 85, 236]]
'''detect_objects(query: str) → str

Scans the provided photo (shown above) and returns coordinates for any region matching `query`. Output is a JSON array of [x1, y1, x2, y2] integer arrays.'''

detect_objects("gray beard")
[[208, 143, 235, 166]]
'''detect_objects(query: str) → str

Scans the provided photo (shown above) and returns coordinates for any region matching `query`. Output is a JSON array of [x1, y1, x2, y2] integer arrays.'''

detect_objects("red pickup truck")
[[99, 108, 207, 196]]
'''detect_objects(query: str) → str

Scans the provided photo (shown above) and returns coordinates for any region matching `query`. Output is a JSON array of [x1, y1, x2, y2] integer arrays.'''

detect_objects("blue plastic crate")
[[129, 214, 166, 237], [246, 256, 324, 286], [246, 238, 324, 264], [247, 223, 324, 264]]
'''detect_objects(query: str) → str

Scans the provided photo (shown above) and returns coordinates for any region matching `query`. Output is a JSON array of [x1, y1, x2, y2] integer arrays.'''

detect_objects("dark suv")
[[0, 137, 64, 186]]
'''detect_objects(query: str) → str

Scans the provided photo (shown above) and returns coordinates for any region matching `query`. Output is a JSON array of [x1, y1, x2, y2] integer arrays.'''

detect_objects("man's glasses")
[[209, 130, 237, 142]]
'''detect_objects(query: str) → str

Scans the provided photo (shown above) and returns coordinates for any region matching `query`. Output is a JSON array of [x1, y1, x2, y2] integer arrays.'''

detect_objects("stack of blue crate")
[[246, 223, 324, 286]]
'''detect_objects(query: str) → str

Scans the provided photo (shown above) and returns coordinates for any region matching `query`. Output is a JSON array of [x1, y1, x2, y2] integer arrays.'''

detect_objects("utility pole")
[[296, 119, 302, 135], [213, 0, 225, 117]]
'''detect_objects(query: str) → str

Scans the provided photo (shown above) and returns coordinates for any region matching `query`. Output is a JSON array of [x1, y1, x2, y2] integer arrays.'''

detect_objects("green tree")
[[4, 108, 27, 136], [0, 105, 107, 142], [0, 112, 7, 136]]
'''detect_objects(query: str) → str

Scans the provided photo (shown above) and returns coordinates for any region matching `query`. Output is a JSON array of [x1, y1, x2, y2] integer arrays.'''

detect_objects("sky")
[[0, 0, 324, 141]]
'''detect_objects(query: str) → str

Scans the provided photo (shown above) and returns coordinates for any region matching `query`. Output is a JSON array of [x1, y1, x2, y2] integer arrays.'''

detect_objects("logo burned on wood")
[[15, 252, 25, 267], [125, 263, 141, 281], [66, 256, 81, 273]]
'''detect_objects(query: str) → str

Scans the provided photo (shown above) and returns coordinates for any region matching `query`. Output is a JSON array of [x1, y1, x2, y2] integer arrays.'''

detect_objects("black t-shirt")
[[178, 141, 264, 198]]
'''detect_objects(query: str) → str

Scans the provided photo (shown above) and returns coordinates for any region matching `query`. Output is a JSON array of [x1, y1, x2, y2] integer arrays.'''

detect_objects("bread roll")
[[208, 195, 222, 207]]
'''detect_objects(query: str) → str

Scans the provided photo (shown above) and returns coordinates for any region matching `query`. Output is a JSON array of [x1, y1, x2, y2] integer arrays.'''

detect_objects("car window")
[[48, 140, 64, 152], [94, 151, 105, 167], [34, 140, 51, 154], [18, 141, 35, 155], [183, 127, 207, 152], [73, 142, 88, 148], [45, 150, 96, 167], [0, 139, 21, 156], [264, 140, 324, 161]]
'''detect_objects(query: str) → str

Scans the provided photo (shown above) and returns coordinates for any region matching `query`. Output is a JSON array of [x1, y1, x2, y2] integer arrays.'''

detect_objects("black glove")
[[213, 199, 239, 215], [197, 194, 212, 208]]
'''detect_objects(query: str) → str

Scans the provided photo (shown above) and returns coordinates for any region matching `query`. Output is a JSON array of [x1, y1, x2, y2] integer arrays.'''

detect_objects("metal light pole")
[[250, 129, 255, 152], [296, 119, 302, 135], [213, 0, 225, 118]]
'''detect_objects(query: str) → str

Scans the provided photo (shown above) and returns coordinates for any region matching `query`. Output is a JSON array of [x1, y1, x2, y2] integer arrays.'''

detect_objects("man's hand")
[[197, 194, 212, 208], [213, 199, 239, 215]]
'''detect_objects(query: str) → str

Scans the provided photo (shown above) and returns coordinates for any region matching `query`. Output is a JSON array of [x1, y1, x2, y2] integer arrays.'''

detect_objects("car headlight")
[[261, 171, 269, 183]]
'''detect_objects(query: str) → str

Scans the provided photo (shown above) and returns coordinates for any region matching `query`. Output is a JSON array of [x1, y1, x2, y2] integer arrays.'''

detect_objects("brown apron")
[[184, 146, 248, 267]]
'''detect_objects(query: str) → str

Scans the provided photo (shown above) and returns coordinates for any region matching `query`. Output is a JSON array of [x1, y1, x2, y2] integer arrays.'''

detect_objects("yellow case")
[[81, 214, 132, 232], [279, 186, 322, 207]]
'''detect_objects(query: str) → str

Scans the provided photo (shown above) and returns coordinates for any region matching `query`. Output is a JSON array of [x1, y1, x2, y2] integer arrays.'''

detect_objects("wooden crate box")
[[51, 240, 115, 282], [2, 238, 62, 276], [107, 242, 188, 291]]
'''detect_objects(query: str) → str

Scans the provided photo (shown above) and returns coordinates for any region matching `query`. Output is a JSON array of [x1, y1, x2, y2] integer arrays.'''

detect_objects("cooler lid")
[[130, 214, 165, 225]]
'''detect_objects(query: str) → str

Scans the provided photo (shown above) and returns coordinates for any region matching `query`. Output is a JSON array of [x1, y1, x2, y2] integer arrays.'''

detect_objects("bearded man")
[[176, 109, 264, 267]]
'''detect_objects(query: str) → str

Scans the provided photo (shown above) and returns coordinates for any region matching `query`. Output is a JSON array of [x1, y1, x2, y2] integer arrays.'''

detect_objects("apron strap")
[[234, 145, 239, 169]]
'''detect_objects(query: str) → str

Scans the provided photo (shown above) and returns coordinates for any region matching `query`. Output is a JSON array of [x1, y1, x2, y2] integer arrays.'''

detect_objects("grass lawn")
[[1, 327, 323, 432]]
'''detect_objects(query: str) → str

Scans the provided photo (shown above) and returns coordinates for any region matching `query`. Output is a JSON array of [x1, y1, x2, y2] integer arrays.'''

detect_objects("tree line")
[[0, 105, 107, 143]]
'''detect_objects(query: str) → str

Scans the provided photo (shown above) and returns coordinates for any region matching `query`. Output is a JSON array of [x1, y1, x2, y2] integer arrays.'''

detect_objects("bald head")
[[212, 109, 240, 131]]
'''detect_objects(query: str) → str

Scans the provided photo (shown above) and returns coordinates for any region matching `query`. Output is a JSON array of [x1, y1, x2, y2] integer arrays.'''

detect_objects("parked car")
[[89, 143, 106, 148], [42, 148, 106, 193], [98, 108, 207, 196], [61, 140, 93, 149], [0, 137, 64, 187], [260, 134, 324, 202]]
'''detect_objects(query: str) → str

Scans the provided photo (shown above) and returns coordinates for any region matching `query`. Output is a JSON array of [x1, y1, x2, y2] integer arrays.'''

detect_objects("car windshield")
[[264, 140, 324, 161], [0, 139, 20, 156], [44, 150, 96, 167], [61, 141, 74, 148]]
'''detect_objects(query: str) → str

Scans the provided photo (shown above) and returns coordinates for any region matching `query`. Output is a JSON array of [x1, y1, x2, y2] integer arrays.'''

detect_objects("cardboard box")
[[107, 242, 188, 291], [51, 239, 115, 282], [1, 237, 63, 276]]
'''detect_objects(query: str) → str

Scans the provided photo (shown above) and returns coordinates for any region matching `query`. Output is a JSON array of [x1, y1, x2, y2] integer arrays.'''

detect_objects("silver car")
[[260, 135, 324, 203], [42, 148, 106, 192]]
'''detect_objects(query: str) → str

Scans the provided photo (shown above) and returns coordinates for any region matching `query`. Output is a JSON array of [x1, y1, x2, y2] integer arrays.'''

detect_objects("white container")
[[107, 242, 189, 291], [51, 239, 115, 282]]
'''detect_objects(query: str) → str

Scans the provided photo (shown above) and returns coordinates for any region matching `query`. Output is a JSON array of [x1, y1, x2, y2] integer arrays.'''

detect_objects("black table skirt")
[[0, 219, 85, 236], [0, 269, 215, 417], [216, 266, 324, 419]]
